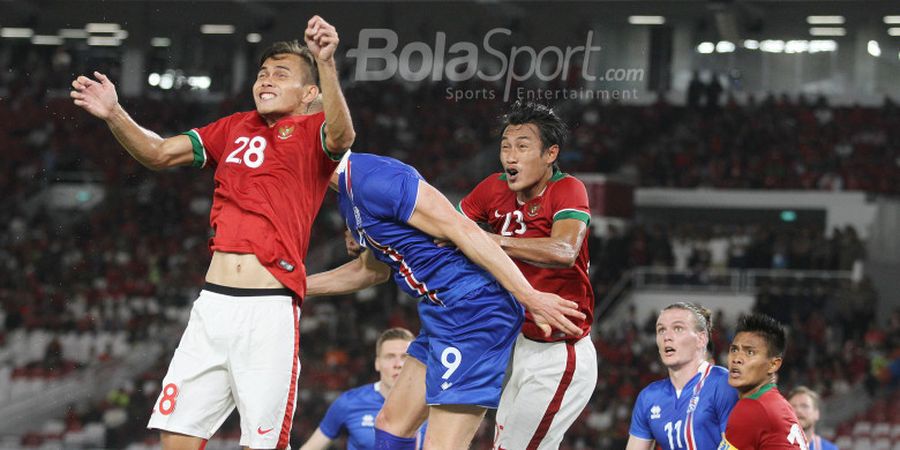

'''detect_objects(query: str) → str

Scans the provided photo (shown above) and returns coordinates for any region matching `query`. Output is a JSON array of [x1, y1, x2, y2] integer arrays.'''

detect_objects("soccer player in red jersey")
[[457, 101, 597, 449], [719, 314, 809, 450], [70, 16, 354, 450]]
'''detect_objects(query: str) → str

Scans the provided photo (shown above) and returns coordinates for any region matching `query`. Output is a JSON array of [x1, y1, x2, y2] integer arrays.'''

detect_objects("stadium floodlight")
[[809, 27, 846, 36], [696, 42, 715, 54], [87, 36, 121, 46], [246, 33, 262, 43], [743, 40, 760, 50], [867, 40, 881, 57], [716, 41, 736, 53], [784, 40, 809, 54], [808, 40, 838, 53], [628, 16, 666, 25], [806, 16, 844, 25], [889, 28, 900, 37], [188, 76, 212, 90], [884, 16, 900, 24], [201, 24, 235, 35], [86, 23, 121, 33], [148, 73, 161, 87], [151, 37, 171, 48], [115, 30, 129, 40], [760, 40, 785, 53], [1, 27, 34, 38], [32, 35, 63, 46], [59, 29, 89, 39]]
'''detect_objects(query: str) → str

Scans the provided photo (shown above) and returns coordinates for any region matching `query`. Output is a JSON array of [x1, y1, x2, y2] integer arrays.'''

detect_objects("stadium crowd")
[[1, 47, 898, 448]]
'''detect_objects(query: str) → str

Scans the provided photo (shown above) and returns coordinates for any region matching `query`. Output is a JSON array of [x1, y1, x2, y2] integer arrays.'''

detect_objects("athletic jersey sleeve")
[[457, 176, 494, 222], [628, 388, 654, 440], [317, 393, 348, 439], [182, 113, 239, 169], [714, 375, 740, 434], [724, 399, 766, 450], [550, 176, 591, 225], [358, 166, 421, 223], [307, 111, 343, 162]]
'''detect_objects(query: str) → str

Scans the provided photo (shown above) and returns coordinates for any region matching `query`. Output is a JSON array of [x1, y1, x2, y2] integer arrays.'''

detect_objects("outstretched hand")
[[521, 291, 585, 338], [304, 15, 339, 62], [70, 71, 119, 120]]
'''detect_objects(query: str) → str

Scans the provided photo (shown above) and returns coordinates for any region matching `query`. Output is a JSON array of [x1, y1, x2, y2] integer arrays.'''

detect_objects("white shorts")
[[147, 284, 300, 449], [493, 333, 598, 450]]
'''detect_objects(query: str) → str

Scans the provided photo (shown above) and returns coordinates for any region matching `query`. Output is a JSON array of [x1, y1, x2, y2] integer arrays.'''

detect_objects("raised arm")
[[307, 248, 391, 297], [406, 181, 584, 337], [491, 219, 587, 268], [70, 72, 194, 170], [305, 16, 355, 153]]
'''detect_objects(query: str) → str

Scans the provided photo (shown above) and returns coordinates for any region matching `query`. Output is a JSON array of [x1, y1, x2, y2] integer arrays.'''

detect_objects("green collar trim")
[[747, 383, 777, 400]]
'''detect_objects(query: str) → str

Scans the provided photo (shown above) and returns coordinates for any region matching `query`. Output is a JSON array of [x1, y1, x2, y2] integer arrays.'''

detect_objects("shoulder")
[[636, 377, 670, 402], [731, 397, 767, 421], [708, 365, 733, 384], [472, 173, 506, 192], [226, 110, 262, 125], [548, 173, 588, 193], [341, 383, 378, 400], [822, 438, 839, 450]]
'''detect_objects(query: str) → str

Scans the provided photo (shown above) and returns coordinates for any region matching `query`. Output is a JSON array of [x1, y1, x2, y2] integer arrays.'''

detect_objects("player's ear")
[[768, 356, 783, 375], [302, 85, 321, 109], [542, 144, 560, 165]]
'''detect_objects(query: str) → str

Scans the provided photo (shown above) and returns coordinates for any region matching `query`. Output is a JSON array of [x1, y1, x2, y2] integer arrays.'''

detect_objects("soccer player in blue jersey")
[[626, 302, 739, 450], [306, 151, 584, 449], [788, 387, 839, 450], [300, 328, 425, 450]]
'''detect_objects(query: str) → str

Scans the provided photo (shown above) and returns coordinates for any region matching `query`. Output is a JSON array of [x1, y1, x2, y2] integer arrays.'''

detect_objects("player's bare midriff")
[[205, 251, 285, 289]]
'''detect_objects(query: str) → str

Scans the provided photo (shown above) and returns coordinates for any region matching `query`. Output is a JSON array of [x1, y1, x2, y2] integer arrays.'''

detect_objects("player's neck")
[[668, 358, 704, 390], [516, 169, 553, 203], [739, 378, 776, 399], [805, 427, 816, 441], [377, 381, 391, 399]]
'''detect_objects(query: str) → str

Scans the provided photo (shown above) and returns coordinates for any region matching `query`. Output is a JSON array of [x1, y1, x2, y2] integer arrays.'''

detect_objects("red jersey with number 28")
[[719, 384, 809, 450], [458, 170, 593, 342], [183, 110, 340, 300]]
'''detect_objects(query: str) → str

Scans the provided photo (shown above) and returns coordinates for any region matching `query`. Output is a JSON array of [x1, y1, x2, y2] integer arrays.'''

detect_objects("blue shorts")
[[407, 282, 525, 408]]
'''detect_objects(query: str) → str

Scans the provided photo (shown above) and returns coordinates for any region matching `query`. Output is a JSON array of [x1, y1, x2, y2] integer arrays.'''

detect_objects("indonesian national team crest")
[[277, 124, 294, 140], [526, 202, 541, 217]]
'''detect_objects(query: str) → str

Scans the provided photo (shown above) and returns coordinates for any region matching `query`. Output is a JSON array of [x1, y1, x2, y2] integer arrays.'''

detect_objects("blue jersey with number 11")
[[629, 362, 739, 450]]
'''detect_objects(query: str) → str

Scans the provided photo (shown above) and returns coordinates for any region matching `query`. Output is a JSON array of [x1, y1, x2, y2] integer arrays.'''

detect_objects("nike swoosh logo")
[[257, 427, 274, 435], [494, 210, 503, 218]]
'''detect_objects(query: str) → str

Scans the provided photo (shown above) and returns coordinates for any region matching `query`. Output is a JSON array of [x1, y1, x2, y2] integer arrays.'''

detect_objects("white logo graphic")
[[650, 405, 662, 420], [441, 381, 453, 390], [361, 414, 375, 427]]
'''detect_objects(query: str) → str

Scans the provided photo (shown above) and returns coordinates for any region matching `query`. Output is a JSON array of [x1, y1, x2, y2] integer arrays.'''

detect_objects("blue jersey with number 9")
[[335, 152, 524, 407]]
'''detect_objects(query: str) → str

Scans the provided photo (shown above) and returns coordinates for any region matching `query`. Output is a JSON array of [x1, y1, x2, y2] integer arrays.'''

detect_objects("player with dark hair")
[[70, 16, 354, 450], [300, 328, 425, 450], [719, 313, 808, 450], [307, 151, 585, 449], [627, 302, 738, 450], [456, 101, 596, 449], [788, 386, 839, 450]]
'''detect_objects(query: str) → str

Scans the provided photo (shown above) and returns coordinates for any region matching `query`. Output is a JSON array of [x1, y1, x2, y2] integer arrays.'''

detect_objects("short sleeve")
[[551, 176, 591, 225], [713, 374, 739, 434], [628, 389, 653, 440], [358, 166, 421, 223], [183, 113, 239, 168], [317, 394, 347, 439], [458, 176, 494, 222]]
